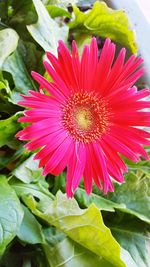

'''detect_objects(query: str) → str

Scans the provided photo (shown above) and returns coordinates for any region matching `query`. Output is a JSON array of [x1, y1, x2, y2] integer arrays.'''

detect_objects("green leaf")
[[0, 0, 8, 20], [17, 205, 45, 244], [54, 172, 150, 224], [77, 171, 150, 224], [0, 113, 21, 148], [24, 191, 126, 267], [0, 175, 23, 256], [69, 1, 137, 53], [44, 236, 115, 267], [12, 155, 44, 184], [10, 0, 37, 25], [27, 0, 69, 55], [109, 218, 150, 267], [107, 173, 150, 224], [126, 158, 150, 179], [18, 41, 44, 74], [2, 48, 34, 96], [0, 28, 19, 68], [11, 179, 53, 210], [0, 79, 11, 96], [75, 188, 126, 212], [73, 33, 92, 56], [46, 5, 71, 18]]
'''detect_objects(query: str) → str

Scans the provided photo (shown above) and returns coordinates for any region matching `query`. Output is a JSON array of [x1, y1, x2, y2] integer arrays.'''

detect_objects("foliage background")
[[0, 0, 150, 266]]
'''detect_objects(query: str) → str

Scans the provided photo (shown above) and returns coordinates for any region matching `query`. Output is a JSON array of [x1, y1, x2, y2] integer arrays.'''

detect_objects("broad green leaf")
[[0, 176, 23, 256], [109, 218, 150, 267], [17, 205, 45, 244], [2, 49, 34, 96], [0, 113, 21, 148], [44, 236, 115, 267], [69, 1, 137, 53], [23, 191, 126, 267], [0, 28, 19, 68], [12, 155, 44, 184], [27, 0, 69, 55]]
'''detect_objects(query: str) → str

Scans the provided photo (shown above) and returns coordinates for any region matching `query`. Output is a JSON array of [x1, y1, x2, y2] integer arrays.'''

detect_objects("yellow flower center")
[[62, 92, 111, 143]]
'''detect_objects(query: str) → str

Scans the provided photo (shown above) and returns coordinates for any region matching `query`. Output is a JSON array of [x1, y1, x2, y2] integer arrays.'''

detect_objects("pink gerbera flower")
[[16, 38, 150, 197]]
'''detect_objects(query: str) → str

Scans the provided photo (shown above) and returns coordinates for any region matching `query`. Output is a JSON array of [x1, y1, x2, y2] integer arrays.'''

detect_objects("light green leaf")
[[0, 28, 19, 68], [24, 191, 126, 267], [0, 113, 21, 148], [0, 176, 23, 256], [69, 1, 137, 53], [17, 205, 45, 244], [27, 0, 69, 55]]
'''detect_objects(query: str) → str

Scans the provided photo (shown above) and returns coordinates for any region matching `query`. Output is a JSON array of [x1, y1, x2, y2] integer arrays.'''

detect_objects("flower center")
[[75, 108, 93, 130], [62, 92, 110, 143]]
